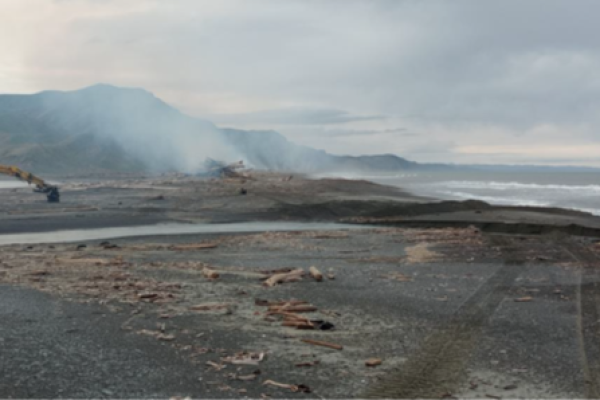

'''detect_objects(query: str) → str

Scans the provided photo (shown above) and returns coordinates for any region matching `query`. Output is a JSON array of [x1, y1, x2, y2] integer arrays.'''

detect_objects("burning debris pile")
[[202, 158, 250, 180]]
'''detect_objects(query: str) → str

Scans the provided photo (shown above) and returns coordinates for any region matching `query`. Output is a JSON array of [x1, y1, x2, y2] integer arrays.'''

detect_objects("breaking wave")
[[441, 181, 600, 192], [439, 190, 600, 215]]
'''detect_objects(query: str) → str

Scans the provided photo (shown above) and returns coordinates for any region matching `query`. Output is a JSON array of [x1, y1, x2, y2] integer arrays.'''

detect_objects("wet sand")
[[2, 172, 600, 398]]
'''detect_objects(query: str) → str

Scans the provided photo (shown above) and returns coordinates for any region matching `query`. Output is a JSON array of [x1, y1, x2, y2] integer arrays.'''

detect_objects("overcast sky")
[[2, 0, 600, 166]]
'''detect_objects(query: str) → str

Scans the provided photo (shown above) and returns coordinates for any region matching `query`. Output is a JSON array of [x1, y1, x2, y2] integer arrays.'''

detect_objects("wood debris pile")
[[0, 226, 409, 397], [0, 250, 183, 304], [255, 299, 336, 331]]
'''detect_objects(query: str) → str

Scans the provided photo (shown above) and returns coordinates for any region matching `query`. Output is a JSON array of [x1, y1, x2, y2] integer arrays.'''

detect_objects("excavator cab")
[[46, 187, 60, 203], [34, 186, 60, 203]]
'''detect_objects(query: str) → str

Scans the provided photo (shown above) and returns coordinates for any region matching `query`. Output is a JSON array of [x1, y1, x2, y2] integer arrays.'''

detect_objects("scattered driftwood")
[[255, 299, 308, 307], [56, 258, 112, 265], [267, 305, 318, 313], [189, 303, 231, 312], [202, 268, 220, 279], [29, 270, 50, 276], [295, 360, 320, 367], [270, 300, 308, 306], [275, 314, 334, 331], [258, 300, 336, 330], [514, 296, 533, 302], [237, 372, 260, 381], [365, 358, 382, 367], [206, 360, 225, 371], [271, 311, 312, 322], [384, 272, 413, 282], [259, 267, 294, 276], [262, 380, 311, 393], [313, 233, 349, 239], [222, 352, 265, 366], [138, 292, 159, 300], [170, 243, 218, 251], [157, 333, 176, 341], [282, 321, 314, 329], [137, 329, 176, 341], [309, 266, 323, 282], [263, 269, 304, 287], [271, 313, 313, 329], [300, 338, 343, 350], [485, 394, 501, 400]]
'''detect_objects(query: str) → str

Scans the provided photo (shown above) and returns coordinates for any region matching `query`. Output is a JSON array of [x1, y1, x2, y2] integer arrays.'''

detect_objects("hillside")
[[0, 84, 417, 174]]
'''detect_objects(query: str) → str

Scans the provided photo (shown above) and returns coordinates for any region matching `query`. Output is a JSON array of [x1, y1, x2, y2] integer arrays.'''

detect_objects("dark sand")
[[1, 172, 600, 398]]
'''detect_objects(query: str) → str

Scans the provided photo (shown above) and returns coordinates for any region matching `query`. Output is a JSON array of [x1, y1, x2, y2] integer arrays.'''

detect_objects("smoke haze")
[[3, 1, 600, 166], [0, 84, 417, 174], [0, 84, 243, 173]]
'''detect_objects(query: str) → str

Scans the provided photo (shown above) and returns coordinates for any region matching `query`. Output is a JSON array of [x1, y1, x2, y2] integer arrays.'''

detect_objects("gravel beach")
[[2, 173, 600, 398]]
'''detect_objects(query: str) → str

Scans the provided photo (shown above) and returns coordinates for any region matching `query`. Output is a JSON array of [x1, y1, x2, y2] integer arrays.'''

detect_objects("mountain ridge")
[[0, 84, 418, 174]]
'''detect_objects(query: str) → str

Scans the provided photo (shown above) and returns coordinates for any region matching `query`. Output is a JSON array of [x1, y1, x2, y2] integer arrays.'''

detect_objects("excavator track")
[[363, 235, 523, 398], [563, 242, 600, 398]]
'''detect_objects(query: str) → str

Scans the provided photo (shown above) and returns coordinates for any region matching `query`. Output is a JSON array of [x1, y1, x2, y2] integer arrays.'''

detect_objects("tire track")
[[564, 243, 600, 398], [364, 236, 522, 398]]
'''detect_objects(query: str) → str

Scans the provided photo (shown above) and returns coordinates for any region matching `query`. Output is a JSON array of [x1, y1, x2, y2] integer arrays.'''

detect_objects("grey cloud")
[[299, 127, 412, 138], [6, 0, 600, 165], [322, 128, 411, 137], [62, 0, 600, 128], [409, 141, 457, 155], [210, 108, 385, 126]]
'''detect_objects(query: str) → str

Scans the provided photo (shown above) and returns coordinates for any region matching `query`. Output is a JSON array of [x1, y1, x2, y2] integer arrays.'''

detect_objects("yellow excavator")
[[0, 165, 60, 203]]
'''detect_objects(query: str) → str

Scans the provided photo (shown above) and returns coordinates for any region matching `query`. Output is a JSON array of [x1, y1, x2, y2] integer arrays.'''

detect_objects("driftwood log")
[[263, 268, 304, 287]]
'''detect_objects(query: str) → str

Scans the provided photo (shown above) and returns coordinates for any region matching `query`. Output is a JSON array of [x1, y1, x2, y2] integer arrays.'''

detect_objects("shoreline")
[[323, 171, 600, 218], [1, 172, 600, 237]]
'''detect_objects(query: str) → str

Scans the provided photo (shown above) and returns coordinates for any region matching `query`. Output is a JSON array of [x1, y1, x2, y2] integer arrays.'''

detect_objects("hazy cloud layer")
[[213, 108, 385, 125], [1, 0, 600, 165]]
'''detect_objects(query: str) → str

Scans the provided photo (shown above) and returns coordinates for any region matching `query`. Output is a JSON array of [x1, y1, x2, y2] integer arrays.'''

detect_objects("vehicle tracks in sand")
[[364, 235, 523, 398], [564, 242, 600, 398]]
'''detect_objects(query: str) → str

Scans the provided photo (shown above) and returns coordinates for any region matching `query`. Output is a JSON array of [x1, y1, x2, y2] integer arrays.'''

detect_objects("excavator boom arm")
[[0, 165, 60, 202], [0, 165, 46, 189]]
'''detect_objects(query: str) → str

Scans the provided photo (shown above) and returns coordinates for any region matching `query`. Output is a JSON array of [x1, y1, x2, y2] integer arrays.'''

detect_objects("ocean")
[[367, 170, 600, 216], [0, 180, 30, 189]]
